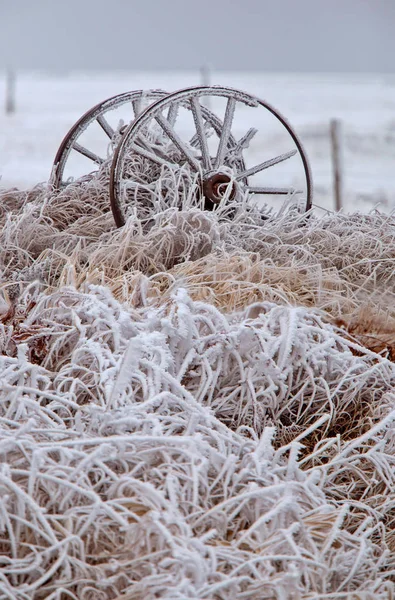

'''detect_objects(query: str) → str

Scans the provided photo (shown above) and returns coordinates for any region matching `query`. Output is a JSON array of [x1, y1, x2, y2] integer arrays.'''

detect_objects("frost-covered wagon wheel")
[[109, 85, 313, 227], [50, 89, 167, 190]]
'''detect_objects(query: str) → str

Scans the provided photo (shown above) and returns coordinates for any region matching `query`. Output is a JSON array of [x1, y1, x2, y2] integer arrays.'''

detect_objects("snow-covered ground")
[[0, 70, 395, 212]]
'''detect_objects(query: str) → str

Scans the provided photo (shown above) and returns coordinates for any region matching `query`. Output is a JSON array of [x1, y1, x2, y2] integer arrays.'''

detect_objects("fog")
[[0, 0, 394, 72]]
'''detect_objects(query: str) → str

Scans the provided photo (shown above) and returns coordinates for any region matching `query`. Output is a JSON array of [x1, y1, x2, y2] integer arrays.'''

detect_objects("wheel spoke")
[[135, 135, 171, 163], [134, 134, 154, 152], [214, 97, 236, 169], [166, 103, 179, 127], [73, 142, 104, 164], [96, 114, 115, 139], [236, 149, 297, 180], [132, 98, 142, 119], [155, 113, 200, 171], [122, 180, 156, 190], [131, 143, 177, 168], [190, 123, 212, 148], [227, 128, 257, 158], [247, 186, 298, 195], [190, 98, 212, 170]]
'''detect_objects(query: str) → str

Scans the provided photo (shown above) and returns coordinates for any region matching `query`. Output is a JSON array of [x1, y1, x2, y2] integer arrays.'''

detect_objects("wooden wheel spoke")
[[226, 128, 257, 160], [190, 123, 212, 149], [131, 143, 177, 168], [214, 97, 236, 169], [247, 186, 297, 195], [236, 149, 297, 180], [96, 114, 115, 139], [132, 98, 142, 119], [73, 142, 104, 164], [135, 135, 171, 163], [155, 113, 200, 171], [190, 98, 212, 170], [134, 134, 154, 152], [121, 180, 156, 190], [166, 103, 179, 127]]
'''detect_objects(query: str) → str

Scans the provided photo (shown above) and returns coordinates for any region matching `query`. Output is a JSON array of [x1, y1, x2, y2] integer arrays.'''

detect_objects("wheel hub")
[[202, 172, 236, 205]]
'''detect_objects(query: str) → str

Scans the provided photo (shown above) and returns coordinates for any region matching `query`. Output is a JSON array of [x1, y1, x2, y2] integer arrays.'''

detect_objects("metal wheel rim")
[[109, 85, 313, 227]]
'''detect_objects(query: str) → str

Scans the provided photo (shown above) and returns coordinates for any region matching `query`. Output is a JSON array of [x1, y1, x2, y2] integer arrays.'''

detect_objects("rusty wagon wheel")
[[109, 85, 313, 227], [50, 89, 167, 190]]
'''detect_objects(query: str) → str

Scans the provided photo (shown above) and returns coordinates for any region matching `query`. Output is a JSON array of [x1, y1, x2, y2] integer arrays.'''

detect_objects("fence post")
[[5, 69, 16, 115], [330, 119, 343, 211]]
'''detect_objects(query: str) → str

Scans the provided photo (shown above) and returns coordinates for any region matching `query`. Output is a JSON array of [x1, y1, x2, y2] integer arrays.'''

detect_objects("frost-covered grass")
[[1, 161, 395, 598]]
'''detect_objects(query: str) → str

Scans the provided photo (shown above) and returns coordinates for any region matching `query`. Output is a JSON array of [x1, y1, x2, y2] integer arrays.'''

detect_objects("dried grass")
[[0, 159, 395, 598]]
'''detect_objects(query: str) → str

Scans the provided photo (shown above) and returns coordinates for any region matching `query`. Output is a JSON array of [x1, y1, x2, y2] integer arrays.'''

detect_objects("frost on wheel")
[[109, 85, 313, 227], [50, 89, 167, 190]]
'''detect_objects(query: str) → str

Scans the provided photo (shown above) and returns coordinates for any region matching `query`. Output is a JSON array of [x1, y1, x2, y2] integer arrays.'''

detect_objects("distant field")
[[0, 70, 395, 212]]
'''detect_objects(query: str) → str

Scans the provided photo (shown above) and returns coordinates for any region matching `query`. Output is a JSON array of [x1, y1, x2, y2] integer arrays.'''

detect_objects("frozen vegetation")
[[0, 153, 395, 597], [0, 72, 395, 598]]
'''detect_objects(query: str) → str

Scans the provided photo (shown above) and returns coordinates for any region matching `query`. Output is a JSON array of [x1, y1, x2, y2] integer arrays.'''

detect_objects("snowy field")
[[2, 71, 395, 599], [1, 70, 395, 212]]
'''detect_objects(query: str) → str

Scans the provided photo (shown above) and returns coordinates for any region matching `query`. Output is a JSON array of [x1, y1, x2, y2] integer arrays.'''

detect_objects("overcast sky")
[[0, 0, 394, 72]]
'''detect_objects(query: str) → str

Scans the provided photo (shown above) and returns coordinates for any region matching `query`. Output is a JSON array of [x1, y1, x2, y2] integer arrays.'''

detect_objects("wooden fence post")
[[330, 119, 343, 211], [5, 69, 16, 115]]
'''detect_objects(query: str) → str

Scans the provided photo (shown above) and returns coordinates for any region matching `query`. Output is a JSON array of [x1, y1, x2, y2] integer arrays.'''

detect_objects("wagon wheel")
[[109, 85, 313, 227], [50, 89, 167, 190]]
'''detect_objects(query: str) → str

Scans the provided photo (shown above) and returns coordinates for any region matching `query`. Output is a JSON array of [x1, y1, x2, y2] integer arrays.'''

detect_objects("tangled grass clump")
[[1, 164, 395, 598]]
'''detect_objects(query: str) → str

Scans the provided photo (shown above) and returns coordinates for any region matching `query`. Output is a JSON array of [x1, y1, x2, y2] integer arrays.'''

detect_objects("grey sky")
[[0, 0, 394, 72]]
